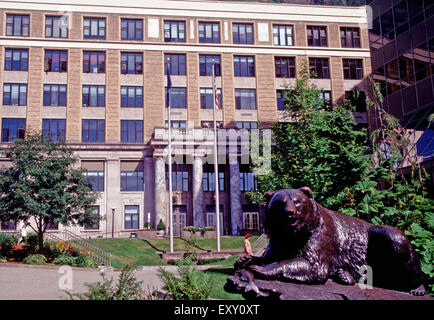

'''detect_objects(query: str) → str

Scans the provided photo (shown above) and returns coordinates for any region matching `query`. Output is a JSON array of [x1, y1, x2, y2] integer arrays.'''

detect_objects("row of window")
[[6, 14, 362, 48]]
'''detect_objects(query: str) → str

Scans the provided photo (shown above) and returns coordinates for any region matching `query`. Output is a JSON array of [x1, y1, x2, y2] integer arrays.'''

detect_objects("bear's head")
[[264, 187, 319, 238]]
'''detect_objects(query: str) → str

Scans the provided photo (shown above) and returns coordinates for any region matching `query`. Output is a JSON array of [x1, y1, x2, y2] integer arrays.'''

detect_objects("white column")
[[154, 156, 167, 228], [192, 156, 204, 227], [229, 160, 243, 236]]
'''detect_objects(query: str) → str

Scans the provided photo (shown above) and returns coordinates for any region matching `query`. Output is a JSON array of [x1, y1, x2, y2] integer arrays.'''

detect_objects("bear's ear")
[[299, 187, 313, 198], [264, 191, 274, 203]]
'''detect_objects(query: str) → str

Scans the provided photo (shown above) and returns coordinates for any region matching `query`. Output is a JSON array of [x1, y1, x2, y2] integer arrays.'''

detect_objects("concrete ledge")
[[0, 262, 102, 272]]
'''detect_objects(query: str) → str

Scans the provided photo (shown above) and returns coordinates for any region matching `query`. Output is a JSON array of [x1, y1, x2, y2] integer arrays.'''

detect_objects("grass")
[[89, 236, 257, 269]]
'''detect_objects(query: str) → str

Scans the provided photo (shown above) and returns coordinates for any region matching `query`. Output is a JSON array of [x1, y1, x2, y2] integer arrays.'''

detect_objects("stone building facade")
[[0, 0, 370, 238]]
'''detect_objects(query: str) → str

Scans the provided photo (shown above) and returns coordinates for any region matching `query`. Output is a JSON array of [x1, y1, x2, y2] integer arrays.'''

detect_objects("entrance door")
[[173, 205, 187, 236]]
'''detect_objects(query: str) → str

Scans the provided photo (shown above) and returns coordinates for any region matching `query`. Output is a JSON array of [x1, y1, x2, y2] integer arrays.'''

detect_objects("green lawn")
[[89, 236, 257, 269]]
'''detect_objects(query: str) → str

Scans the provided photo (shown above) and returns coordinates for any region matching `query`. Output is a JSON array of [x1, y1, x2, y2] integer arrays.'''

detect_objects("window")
[[83, 171, 104, 192], [343, 59, 364, 80], [121, 120, 143, 144], [84, 206, 100, 230], [242, 205, 259, 231], [203, 172, 225, 191], [273, 25, 294, 46], [240, 172, 258, 191], [3, 84, 27, 106], [165, 54, 186, 75], [340, 27, 361, 48], [121, 86, 143, 108], [84, 18, 106, 39], [121, 19, 143, 41], [235, 89, 256, 110], [200, 88, 222, 109], [82, 85, 105, 107], [124, 205, 139, 229], [275, 57, 296, 78], [6, 14, 30, 36], [320, 91, 332, 108], [345, 90, 367, 113], [83, 51, 105, 73], [165, 120, 187, 129], [199, 55, 221, 76], [307, 26, 328, 47], [1, 220, 16, 231], [44, 50, 68, 72], [309, 58, 330, 79], [206, 205, 224, 235], [1, 118, 26, 142], [42, 119, 66, 143], [165, 87, 187, 109], [199, 22, 220, 43], [232, 23, 254, 44], [121, 172, 144, 191], [45, 16, 68, 38], [173, 206, 187, 236], [82, 119, 105, 143], [234, 56, 255, 77], [5, 49, 28, 71], [277, 90, 285, 111], [166, 171, 189, 192], [121, 52, 143, 74], [201, 121, 223, 129], [236, 121, 258, 130], [43, 84, 67, 106], [164, 21, 185, 42]]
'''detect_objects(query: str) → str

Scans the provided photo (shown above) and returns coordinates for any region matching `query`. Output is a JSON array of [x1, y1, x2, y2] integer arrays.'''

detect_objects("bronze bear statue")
[[236, 187, 426, 296]]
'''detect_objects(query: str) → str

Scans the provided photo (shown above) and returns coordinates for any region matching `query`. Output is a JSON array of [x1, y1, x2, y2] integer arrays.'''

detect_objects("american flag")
[[214, 82, 220, 111]]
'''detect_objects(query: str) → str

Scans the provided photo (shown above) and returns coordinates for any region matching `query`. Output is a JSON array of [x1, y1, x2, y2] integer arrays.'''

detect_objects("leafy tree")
[[0, 133, 99, 253]]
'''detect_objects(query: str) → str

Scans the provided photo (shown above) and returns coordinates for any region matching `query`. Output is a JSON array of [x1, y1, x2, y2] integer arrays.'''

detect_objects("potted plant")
[[157, 219, 165, 236]]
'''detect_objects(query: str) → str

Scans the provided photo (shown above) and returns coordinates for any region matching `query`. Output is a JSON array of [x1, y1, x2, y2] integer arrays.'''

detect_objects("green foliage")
[[157, 219, 165, 231], [23, 254, 47, 265], [24, 233, 39, 254], [53, 254, 78, 266], [75, 255, 99, 268], [158, 255, 214, 300], [0, 234, 17, 257], [0, 255, 6, 263], [0, 133, 99, 253]]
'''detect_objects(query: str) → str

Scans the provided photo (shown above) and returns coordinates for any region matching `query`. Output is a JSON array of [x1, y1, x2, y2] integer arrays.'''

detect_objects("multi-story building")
[[0, 0, 370, 237], [367, 0, 433, 180]]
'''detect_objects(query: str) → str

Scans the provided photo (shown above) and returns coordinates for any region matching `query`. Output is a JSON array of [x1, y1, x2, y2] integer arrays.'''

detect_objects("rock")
[[224, 271, 434, 300]]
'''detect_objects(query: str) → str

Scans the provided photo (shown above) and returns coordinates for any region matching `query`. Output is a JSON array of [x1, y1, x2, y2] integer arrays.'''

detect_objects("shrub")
[[24, 233, 39, 254], [157, 219, 165, 231], [75, 255, 99, 268], [23, 254, 46, 265], [53, 254, 78, 266], [0, 234, 17, 258], [0, 255, 7, 262]]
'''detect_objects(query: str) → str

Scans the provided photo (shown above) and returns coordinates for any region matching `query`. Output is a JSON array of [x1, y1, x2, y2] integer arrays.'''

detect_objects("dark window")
[[277, 90, 285, 110], [166, 171, 189, 192], [380, 9, 395, 40], [121, 120, 143, 144], [240, 172, 258, 191], [42, 119, 66, 143], [165, 87, 187, 109], [1, 220, 16, 230], [393, 1, 409, 37], [121, 86, 143, 108], [165, 120, 187, 128], [44, 50, 68, 72], [84, 18, 106, 39], [5, 49, 28, 71], [232, 23, 254, 44], [124, 205, 139, 229], [345, 90, 367, 113], [340, 27, 361, 48], [121, 19, 143, 41], [3, 83, 27, 106], [309, 58, 330, 79], [235, 89, 256, 110], [234, 56, 255, 77], [200, 88, 222, 109], [408, 0, 425, 28], [6, 14, 30, 36], [199, 55, 221, 76], [320, 91, 332, 109], [199, 22, 220, 43], [164, 21, 185, 42], [45, 16, 68, 38], [43, 84, 67, 106], [164, 54, 186, 75], [414, 41, 431, 82], [307, 26, 328, 47], [275, 57, 296, 78], [83, 172, 104, 192], [84, 206, 100, 230], [202, 171, 224, 191], [343, 59, 364, 80], [273, 25, 294, 46], [82, 85, 105, 107], [1, 118, 26, 142], [121, 52, 143, 74], [121, 172, 144, 192], [83, 51, 105, 73], [236, 121, 258, 130], [82, 119, 105, 143], [45, 220, 58, 230]]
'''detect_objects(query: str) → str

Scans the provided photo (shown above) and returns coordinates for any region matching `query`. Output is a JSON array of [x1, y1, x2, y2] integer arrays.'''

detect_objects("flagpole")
[[212, 58, 221, 252], [166, 57, 174, 254]]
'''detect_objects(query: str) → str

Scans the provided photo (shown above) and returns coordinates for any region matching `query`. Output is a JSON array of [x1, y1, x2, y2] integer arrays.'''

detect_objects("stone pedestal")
[[229, 160, 242, 235], [192, 157, 204, 227]]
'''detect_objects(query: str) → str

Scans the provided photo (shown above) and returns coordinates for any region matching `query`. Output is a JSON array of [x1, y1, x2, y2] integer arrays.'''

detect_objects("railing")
[[251, 233, 269, 257], [45, 230, 112, 267]]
